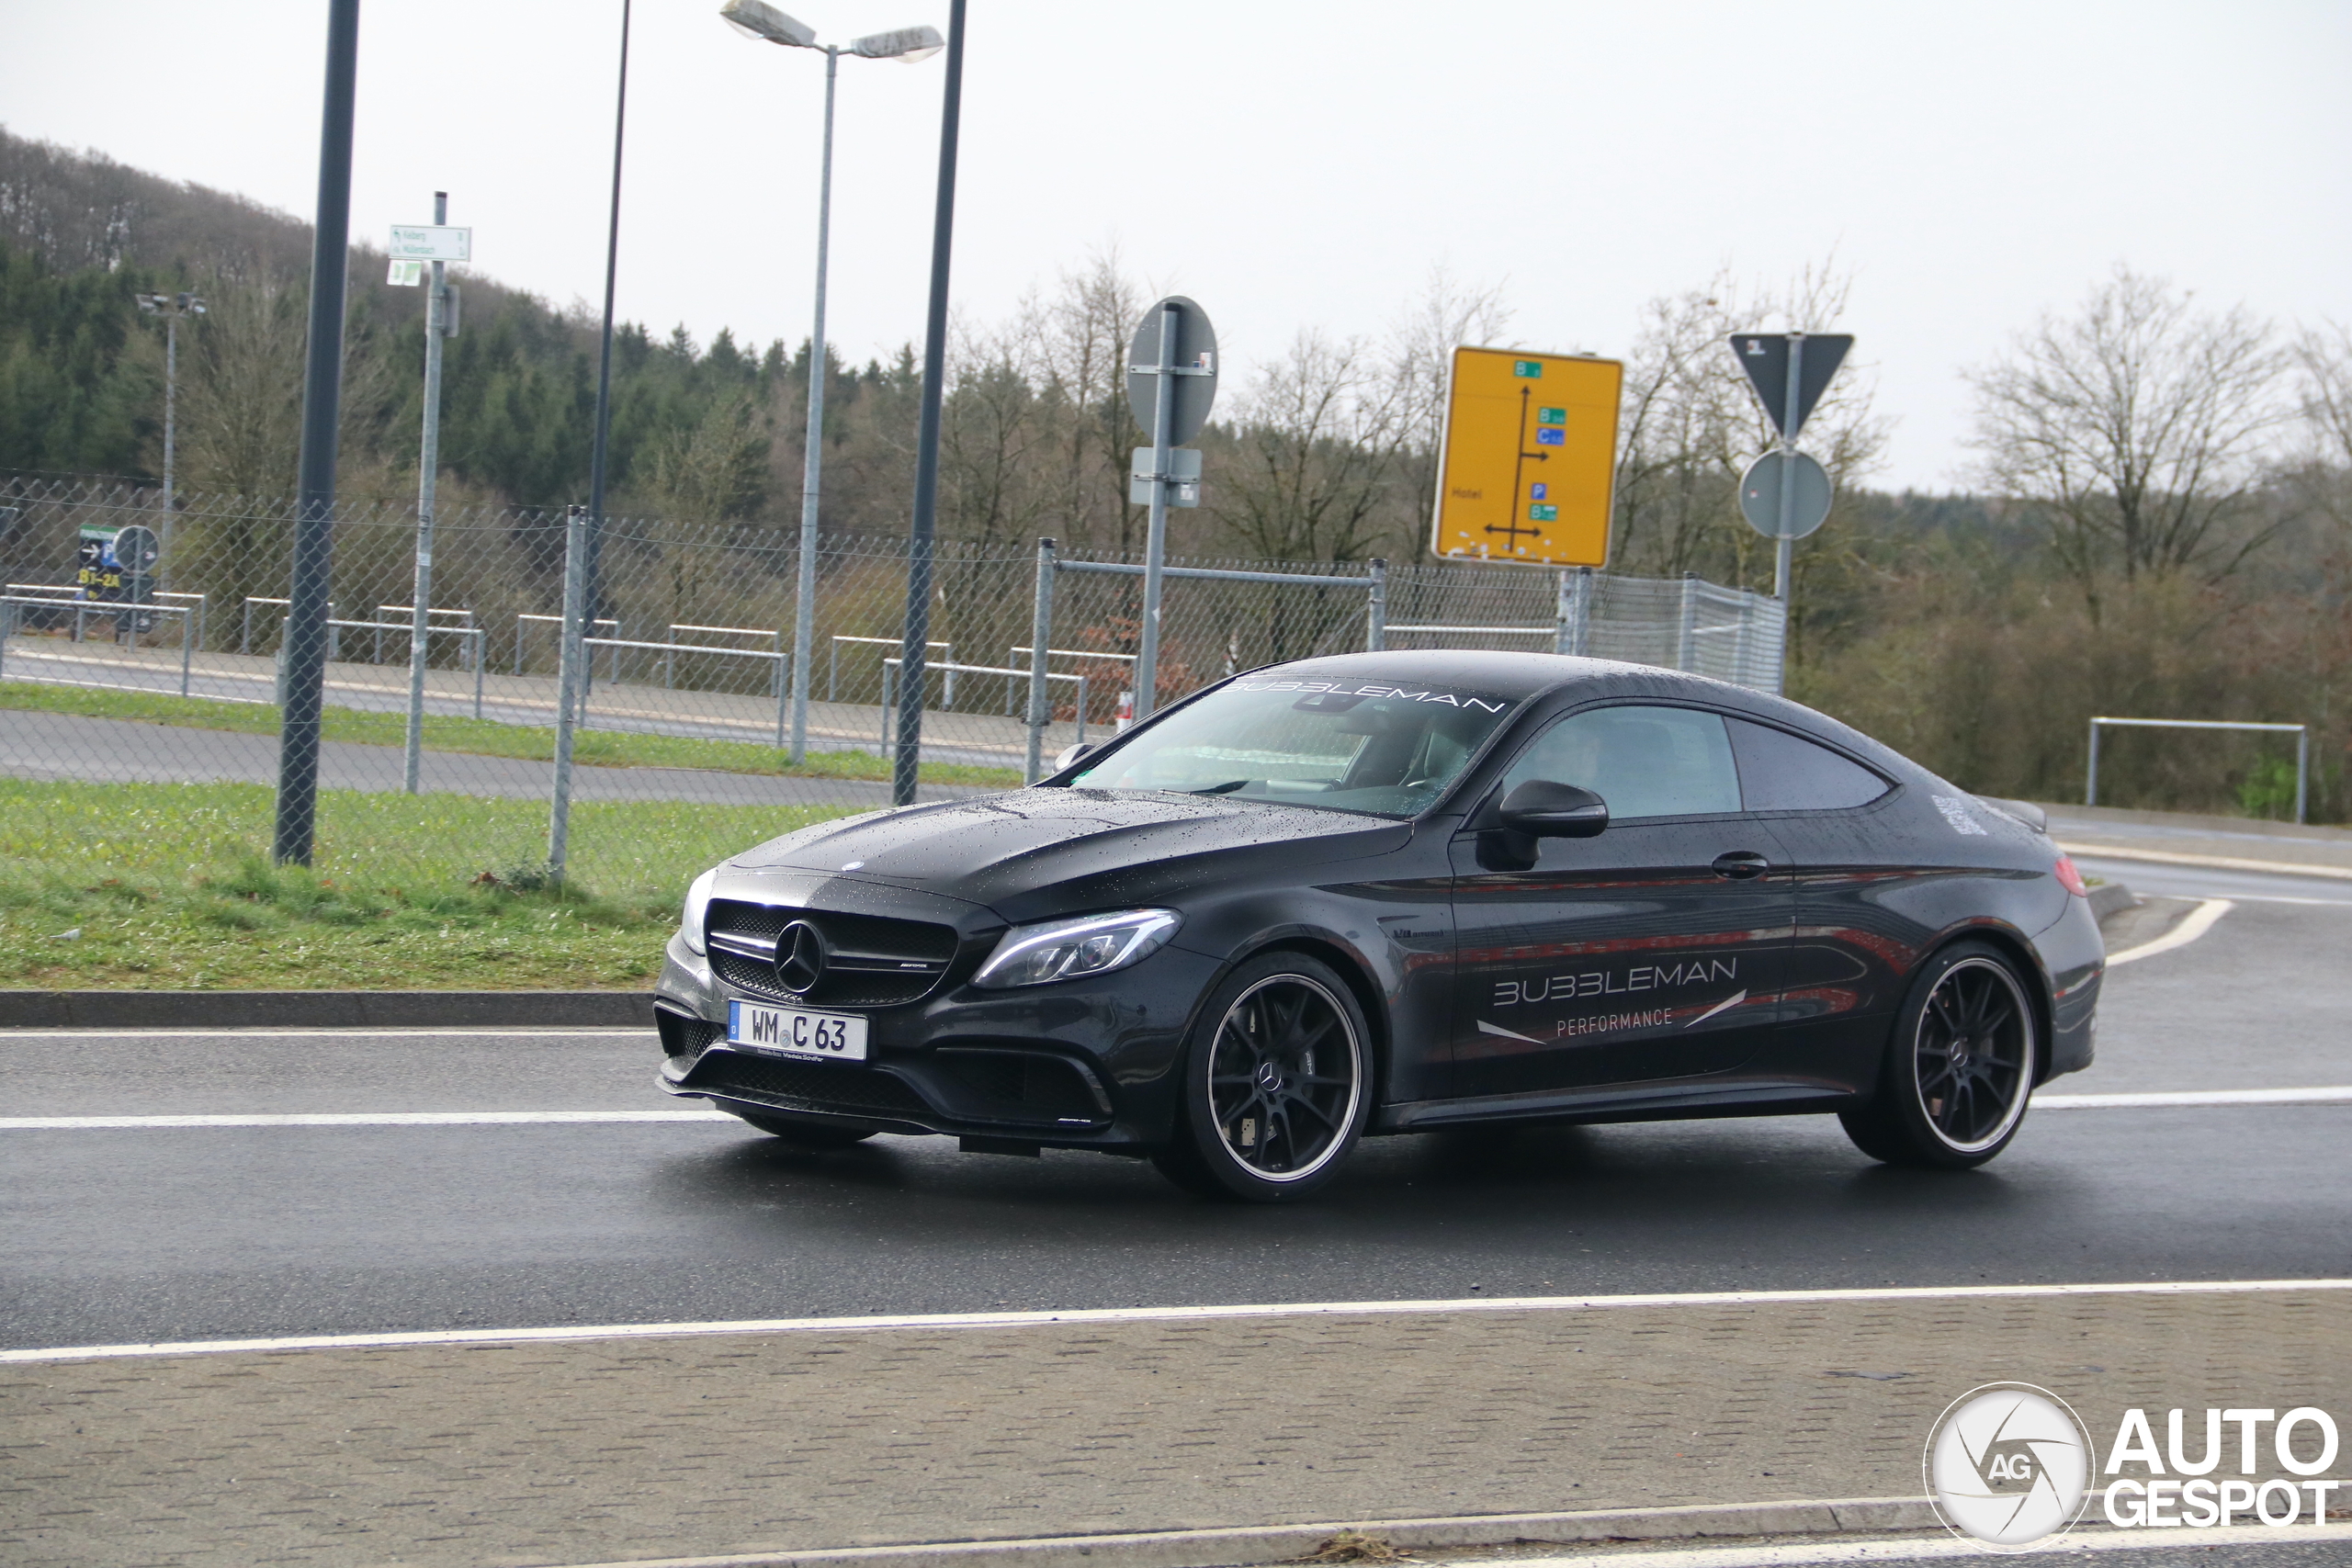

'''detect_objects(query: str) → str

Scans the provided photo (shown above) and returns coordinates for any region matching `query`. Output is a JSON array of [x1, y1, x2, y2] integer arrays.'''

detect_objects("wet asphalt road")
[[4, 879, 2348, 1353]]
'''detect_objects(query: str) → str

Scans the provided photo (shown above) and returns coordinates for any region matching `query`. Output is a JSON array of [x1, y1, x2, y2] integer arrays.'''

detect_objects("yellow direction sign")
[[1431, 346, 1623, 568]]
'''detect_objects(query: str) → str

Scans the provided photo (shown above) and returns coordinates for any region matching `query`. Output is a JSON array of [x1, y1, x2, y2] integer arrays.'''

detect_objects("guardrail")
[[882, 657, 1085, 764], [515, 613, 616, 678], [2087, 716, 2310, 824], [275, 617, 486, 719], [2, 593, 197, 695], [581, 635, 789, 746], [831, 635, 955, 706]]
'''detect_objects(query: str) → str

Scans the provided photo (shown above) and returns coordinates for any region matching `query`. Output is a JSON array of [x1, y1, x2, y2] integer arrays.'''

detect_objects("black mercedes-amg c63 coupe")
[[651, 650, 2102, 1201]]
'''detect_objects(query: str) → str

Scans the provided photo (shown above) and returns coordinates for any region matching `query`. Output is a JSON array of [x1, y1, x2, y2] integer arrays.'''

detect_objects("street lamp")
[[135, 290, 206, 583], [718, 0, 943, 764]]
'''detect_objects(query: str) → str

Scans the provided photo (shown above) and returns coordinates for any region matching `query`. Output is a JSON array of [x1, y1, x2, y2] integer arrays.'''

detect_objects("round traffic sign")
[[110, 524, 162, 575], [1127, 297, 1218, 446], [1737, 450, 1833, 540]]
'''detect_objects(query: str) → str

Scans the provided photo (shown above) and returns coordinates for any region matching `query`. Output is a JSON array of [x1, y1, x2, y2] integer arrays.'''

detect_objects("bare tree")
[[1611, 265, 1886, 585], [1389, 267, 1513, 562], [1966, 266, 2290, 602], [1035, 249, 1145, 554], [1213, 328, 1408, 564]]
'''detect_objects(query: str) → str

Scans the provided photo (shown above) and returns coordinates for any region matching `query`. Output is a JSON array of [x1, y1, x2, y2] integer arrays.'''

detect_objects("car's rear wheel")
[[1841, 940, 2037, 1169], [1153, 953, 1372, 1201], [730, 1110, 878, 1149]]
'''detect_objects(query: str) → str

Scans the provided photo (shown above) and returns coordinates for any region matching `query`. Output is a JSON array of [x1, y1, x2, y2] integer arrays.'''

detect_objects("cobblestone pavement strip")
[[5, 1290, 2346, 1568]]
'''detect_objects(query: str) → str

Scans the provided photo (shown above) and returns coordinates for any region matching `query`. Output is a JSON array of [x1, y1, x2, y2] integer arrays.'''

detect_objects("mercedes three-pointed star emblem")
[[775, 920, 827, 996]]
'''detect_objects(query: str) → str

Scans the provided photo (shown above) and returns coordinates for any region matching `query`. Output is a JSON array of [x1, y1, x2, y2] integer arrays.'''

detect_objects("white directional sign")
[[389, 225, 471, 262]]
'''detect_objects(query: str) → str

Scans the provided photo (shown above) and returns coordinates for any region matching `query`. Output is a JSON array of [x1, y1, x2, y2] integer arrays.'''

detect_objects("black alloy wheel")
[[1841, 940, 2038, 1169], [731, 1110, 878, 1149], [1155, 952, 1372, 1201]]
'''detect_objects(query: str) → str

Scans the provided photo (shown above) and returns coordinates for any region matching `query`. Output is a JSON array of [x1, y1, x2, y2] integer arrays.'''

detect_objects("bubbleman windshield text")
[[1068, 680, 1517, 817]]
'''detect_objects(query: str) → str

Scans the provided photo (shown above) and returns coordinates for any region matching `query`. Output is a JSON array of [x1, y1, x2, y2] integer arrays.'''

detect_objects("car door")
[[1447, 703, 1796, 1101], [1723, 716, 1917, 1083]]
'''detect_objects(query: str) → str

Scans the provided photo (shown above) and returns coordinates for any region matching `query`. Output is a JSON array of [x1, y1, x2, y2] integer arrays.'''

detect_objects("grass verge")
[[0, 680, 1025, 788], [0, 778, 857, 990]]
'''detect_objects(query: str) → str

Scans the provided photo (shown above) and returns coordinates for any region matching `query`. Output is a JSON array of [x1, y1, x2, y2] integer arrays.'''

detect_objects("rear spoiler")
[[1975, 796, 2048, 834]]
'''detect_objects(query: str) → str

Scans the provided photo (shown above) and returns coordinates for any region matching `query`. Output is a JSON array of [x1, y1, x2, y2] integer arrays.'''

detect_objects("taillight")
[[2053, 854, 2088, 897]]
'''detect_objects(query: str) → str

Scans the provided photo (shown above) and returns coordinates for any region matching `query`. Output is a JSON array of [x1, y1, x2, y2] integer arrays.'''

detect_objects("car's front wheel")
[[1841, 940, 2038, 1169], [1153, 952, 1372, 1201]]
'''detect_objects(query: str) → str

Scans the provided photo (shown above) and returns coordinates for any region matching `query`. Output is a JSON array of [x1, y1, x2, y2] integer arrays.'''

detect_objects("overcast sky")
[[5, 0, 2346, 491]]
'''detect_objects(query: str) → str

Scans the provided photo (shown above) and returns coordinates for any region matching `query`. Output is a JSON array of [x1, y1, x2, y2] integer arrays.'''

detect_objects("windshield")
[[1066, 676, 1519, 817]]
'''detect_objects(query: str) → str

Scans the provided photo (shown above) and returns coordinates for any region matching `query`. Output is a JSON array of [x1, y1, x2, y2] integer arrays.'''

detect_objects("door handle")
[[1712, 851, 1771, 880]]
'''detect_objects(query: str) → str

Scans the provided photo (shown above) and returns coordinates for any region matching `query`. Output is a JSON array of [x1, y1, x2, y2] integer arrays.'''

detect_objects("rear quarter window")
[[1728, 717, 1892, 812]]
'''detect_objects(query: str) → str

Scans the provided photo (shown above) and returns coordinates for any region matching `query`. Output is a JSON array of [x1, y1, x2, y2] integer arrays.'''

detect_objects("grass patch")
[[0, 778, 859, 990], [0, 680, 1025, 788]]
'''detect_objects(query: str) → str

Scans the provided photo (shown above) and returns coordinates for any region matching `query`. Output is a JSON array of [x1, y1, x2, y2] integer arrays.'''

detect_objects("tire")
[[730, 1110, 878, 1149], [1151, 952, 1374, 1202], [1840, 940, 2039, 1169]]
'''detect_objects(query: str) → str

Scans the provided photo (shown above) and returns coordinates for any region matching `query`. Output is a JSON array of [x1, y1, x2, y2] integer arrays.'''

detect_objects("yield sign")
[[1729, 333, 1852, 440]]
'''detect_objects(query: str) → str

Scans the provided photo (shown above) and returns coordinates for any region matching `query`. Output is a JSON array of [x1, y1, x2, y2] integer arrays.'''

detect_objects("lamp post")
[[135, 291, 206, 587], [718, 1, 942, 765]]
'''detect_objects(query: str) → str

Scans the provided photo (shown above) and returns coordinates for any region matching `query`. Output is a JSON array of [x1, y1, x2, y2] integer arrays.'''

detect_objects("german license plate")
[[726, 999, 868, 1062]]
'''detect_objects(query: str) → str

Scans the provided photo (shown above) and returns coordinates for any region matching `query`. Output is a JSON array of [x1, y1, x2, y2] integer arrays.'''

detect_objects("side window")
[[1503, 705, 1740, 820], [1728, 717, 1891, 811]]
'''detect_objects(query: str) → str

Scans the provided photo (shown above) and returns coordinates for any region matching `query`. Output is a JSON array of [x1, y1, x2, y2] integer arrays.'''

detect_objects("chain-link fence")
[[1, 476, 1782, 898]]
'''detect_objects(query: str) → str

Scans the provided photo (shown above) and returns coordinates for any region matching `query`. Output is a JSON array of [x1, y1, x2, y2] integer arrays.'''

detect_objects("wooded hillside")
[[5, 127, 2346, 819]]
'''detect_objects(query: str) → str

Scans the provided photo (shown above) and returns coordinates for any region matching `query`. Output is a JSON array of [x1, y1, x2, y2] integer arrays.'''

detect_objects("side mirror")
[[1498, 780, 1610, 839], [1053, 742, 1093, 773]]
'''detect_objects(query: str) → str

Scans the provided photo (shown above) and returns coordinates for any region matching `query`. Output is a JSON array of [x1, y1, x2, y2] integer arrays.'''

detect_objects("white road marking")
[[2035, 1086, 2352, 1109], [13, 1086, 2349, 1130], [0, 1027, 649, 1039], [2104, 897, 2233, 966], [2059, 840, 2352, 881], [0, 1109, 728, 1129], [1459, 1521, 2348, 1567], [6, 1277, 2346, 1364]]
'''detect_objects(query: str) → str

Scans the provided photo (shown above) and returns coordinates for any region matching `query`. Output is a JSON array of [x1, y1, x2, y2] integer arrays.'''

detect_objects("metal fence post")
[[179, 607, 193, 697], [1365, 558, 1387, 651], [472, 627, 485, 720], [2296, 726, 2310, 825], [0, 600, 12, 682], [1675, 572, 1698, 671], [1026, 536, 1057, 784], [548, 503, 590, 880], [775, 650, 788, 750], [2086, 718, 2101, 808]]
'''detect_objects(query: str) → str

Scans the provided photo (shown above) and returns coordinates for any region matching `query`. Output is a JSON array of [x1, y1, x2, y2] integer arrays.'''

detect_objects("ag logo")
[[1924, 1383, 2092, 1550]]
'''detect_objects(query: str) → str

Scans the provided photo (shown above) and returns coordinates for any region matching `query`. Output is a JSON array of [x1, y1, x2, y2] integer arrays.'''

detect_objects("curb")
[[2056, 840, 2352, 882], [2086, 879, 2134, 923], [548, 1499, 1944, 1568], [0, 989, 652, 1029]]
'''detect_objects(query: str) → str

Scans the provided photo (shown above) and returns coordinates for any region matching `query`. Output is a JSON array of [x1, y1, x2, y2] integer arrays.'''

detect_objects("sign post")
[[1125, 296, 1217, 721], [1728, 332, 1851, 599], [1431, 347, 1623, 568], [389, 198, 464, 795]]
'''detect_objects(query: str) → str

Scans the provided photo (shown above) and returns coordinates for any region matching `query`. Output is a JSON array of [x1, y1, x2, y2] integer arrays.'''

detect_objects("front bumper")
[[654, 929, 1219, 1149]]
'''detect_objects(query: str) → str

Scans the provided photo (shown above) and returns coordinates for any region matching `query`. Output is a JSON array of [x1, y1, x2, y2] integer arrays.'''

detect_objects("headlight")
[[972, 908, 1180, 989], [680, 868, 719, 955]]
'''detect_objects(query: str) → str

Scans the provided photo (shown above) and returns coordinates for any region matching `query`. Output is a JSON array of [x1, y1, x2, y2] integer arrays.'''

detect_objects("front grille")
[[706, 900, 959, 1008], [692, 1051, 933, 1118]]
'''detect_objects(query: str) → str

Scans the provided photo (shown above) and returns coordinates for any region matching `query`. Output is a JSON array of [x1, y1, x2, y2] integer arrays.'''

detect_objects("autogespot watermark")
[[1924, 1384, 2344, 1551]]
